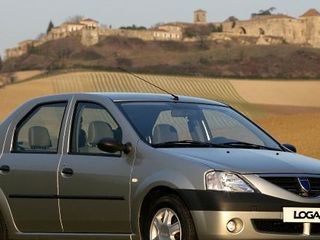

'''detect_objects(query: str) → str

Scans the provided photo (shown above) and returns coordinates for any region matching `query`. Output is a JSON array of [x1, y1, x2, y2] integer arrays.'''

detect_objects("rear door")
[[0, 100, 69, 232], [59, 97, 132, 233]]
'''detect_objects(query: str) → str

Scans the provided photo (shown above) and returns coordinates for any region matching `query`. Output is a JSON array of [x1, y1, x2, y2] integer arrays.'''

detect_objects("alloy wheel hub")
[[149, 208, 182, 240]]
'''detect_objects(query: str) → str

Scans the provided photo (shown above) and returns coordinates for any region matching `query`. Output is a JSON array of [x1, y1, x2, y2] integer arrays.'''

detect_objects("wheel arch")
[[137, 185, 199, 240], [131, 174, 198, 239], [130, 162, 209, 238], [139, 186, 187, 228]]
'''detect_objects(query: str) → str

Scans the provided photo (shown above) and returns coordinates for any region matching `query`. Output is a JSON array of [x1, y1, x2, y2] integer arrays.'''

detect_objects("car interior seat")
[[152, 124, 179, 144], [28, 126, 52, 150], [87, 121, 114, 152]]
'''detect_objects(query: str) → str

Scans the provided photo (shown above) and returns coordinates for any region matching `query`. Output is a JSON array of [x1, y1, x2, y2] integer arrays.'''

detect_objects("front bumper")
[[176, 189, 320, 239], [192, 210, 320, 240]]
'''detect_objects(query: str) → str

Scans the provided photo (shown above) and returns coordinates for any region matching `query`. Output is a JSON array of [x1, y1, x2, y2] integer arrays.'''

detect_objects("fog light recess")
[[226, 218, 243, 233]]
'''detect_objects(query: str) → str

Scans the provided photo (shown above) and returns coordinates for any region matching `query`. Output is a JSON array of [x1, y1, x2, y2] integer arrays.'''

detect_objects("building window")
[[239, 27, 247, 35], [259, 28, 265, 35]]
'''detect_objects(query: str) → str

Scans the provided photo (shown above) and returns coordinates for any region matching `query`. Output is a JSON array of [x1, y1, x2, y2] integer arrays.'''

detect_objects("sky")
[[1, 0, 320, 58]]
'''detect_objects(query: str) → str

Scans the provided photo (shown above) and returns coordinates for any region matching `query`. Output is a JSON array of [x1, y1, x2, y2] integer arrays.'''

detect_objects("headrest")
[[28, 126, 52, 149], [87, 121, 114, 145], [152, 124, 178, 144]]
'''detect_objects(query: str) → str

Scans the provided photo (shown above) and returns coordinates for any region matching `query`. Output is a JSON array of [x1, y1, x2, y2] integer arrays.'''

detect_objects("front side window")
[[13, 102, 67, 153], [119, 102, 282, 150], [70, 102, 122, 155]]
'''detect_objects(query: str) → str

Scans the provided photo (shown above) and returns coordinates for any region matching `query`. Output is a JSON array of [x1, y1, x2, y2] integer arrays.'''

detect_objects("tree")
[[209, 24, 223, 33], [183, 25, 212, 49], [152, 22, 165, 29], [261, 7, 276, 14], [120, 24, 147, 30], [184, 25, 209, 38], [65, 15, 84, 23], [226, 16, 239, 22], [226, 16, 239, 29], [252, 7, 276, 18], [46, 20, 54, 34]]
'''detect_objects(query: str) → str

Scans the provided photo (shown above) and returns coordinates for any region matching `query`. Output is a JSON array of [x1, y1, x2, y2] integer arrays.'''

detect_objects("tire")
[[142, 194, 197, 240], [0, 215, 7, 240]]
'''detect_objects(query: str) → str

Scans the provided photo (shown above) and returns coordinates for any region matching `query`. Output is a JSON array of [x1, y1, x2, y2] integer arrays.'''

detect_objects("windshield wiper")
[[152, 140, 280, 151], [152, 140, 224, 148], [219, 141, 280, 151]]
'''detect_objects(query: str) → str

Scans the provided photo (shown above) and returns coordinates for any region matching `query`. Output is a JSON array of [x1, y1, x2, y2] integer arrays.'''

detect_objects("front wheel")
[[143, 194, 197, 240]]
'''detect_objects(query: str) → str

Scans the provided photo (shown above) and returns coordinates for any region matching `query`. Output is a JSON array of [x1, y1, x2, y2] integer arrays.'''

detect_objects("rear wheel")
[[143, 194, 197, 240]]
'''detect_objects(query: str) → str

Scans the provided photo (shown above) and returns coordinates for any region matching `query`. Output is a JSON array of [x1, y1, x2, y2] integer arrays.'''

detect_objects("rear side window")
[[13, 102, 67, 153]]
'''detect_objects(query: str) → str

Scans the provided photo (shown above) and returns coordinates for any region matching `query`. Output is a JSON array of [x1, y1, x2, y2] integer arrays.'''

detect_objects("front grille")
[[253, 220, 320, 235], [261, 176, 320, 197], [311, 223, 320, 235], [252, 219, 303, 234]]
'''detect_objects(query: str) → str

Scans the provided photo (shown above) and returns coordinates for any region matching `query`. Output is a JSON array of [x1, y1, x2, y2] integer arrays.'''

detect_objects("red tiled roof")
[[81, 18, 99, 23], [62, 22, 84, 26], [301, 9, 320, 17], [195, 9, 206, 13]]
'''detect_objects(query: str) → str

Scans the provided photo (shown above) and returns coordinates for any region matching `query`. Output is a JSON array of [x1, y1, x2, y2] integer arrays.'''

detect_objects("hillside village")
[[5, 8, 320, 60]]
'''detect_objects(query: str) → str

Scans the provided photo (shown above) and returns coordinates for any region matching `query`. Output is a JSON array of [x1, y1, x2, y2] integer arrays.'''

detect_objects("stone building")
[[222, 9, 320, 47], [98, 27, 182, 43], [5, 40, 34, 59], [194, 9, 207, 24], [300, 9, 320, 47], [80, 18, 99, 29], [5, 15, 186, 58], [6, 9, 320, 60], [155, 23, 184, 40], [5, 18, 100, 59]]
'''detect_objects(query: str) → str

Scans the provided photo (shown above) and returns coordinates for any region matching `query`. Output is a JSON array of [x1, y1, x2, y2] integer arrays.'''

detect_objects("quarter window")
[[13, 102, 67, 153], [70, 102, 122, 155]]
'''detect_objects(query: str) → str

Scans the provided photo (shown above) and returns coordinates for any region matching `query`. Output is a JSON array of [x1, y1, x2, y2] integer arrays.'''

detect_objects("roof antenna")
[[117, 67, 179, 101]]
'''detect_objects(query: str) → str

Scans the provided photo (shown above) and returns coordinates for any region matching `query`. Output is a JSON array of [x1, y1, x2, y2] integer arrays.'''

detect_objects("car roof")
[[33, 92, 227, 106], [99, 92, 226, 105]]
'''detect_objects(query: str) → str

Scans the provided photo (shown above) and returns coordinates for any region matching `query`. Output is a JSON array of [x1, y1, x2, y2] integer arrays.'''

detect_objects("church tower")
[[194, 9, 207, 24]]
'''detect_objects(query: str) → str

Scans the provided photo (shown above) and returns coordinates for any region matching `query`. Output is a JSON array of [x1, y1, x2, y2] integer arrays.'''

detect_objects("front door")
[[59, 101, 131, 233], [0, 102, 67, 232]]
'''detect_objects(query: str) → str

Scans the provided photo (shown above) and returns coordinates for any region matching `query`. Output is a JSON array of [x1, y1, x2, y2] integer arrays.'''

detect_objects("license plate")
[[283, 207, 320, 223]]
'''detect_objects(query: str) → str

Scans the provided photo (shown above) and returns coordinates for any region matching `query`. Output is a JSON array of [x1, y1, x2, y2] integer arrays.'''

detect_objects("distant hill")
[[2, 36, 320, 79]]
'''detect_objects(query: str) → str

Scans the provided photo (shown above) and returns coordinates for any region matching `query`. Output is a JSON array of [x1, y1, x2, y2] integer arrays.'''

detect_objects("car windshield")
[[118, 102, 282, 150]]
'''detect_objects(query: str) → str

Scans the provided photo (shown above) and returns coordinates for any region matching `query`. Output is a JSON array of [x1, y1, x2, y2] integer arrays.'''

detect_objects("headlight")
[[205, 171, 254, 192]]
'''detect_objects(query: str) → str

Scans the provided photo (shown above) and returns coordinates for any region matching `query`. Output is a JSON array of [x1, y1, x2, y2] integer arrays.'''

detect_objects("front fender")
[[130, 169, 202, 237]]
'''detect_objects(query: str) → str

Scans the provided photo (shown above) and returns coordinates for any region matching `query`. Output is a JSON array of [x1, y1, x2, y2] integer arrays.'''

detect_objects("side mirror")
[[98, 138, 132, 154], [282, 144, 297, 153]]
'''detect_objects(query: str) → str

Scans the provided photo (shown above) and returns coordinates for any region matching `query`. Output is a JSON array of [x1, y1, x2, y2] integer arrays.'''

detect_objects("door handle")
[[0, 165, 10, 173], [61, 168, 74, 176]]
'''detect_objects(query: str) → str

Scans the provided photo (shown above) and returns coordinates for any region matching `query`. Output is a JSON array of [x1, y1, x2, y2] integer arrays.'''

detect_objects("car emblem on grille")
[[298, 177, 311, 195]]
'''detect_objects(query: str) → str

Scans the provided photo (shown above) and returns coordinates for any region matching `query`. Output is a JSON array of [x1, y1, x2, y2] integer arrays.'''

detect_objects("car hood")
[[158, 148, 320, 174]]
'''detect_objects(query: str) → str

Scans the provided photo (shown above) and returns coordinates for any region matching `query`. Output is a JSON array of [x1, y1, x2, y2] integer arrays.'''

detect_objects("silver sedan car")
[[0, 92, 319, 240]]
